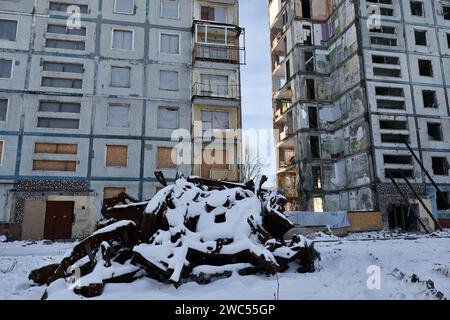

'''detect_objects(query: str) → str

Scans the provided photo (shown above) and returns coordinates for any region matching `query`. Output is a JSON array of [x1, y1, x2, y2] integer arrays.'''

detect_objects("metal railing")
[[194, 44, 246, 65], [193, 82, 240, 100]]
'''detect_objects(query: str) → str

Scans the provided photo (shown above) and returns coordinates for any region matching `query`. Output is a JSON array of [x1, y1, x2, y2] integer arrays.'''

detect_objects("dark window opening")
[[427, 123, 443, 141], [418, 59, 433, 77], [447, 33, 450, 48], [308, 106, 318, 128], [377, 100, 405, 110], [301, 0, 311, 18], [285, 59, 291, 80], [443, 6, 450, 20], [373, 68, 401, 77], [376, 87, 404, 97], [312, 166, 322, 189], [436, 192, 450, 210], [304, 51, 314, 72], [379, 120, 408, 130], [432, 157, 449, 176], [422, 90, 437, 108], [306, 79, 316, 100], [414, 30, 427, 46], [310, 136, 320, 158], [410, 1, 424, 16], [372, 55, 399, 65], [303, 26, 312, 45], [385, 169, 415, 178], [383, 155, 412, 165], [381, 134, 410, 144]]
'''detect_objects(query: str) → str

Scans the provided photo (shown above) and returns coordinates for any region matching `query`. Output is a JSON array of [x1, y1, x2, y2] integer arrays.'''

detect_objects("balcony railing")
[[193, 82, 240, 100], [194, 44, 246, 65]]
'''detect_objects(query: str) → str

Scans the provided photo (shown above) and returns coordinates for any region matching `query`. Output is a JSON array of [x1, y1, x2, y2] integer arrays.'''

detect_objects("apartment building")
[[0, 0, 244, 240], [269, 0, 450, 229]]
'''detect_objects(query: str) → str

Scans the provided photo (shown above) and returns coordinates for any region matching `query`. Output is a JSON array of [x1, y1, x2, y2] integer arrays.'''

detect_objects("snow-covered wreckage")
[[29, 174, 320, 299]]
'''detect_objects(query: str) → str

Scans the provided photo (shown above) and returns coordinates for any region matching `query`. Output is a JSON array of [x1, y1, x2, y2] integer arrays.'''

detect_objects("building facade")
[[269, 0, 450, 228], [0, 0, 244, 240]]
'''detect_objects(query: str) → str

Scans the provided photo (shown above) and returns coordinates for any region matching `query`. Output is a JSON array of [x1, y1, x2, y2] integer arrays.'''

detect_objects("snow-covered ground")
[[1, 231, 449, 300]]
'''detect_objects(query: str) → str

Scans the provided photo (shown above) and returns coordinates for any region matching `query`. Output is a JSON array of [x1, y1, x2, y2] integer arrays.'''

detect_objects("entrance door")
[[43, 201, 74, 240]]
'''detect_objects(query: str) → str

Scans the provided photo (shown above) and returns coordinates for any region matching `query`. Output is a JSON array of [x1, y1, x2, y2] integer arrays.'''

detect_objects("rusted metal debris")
[[30, 173, 320, 299]]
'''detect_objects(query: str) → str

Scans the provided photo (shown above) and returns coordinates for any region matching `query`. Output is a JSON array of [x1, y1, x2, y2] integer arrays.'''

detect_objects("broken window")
[[0, 20, 17, 41], [111, 66, 131, 88], [427, 122, 443, 141], [0, 59, 13, 79], [437, 192, 450, 210], [414, 30, 427, 46], [104, 187, 126, 200], [422, 90, 437, 108], [376, 87, 404, 97], [41, 77, 82, 89], [301, 0, 311, 18], [112, 29, 133, 50], [106, 145, 128, 167], [304, 51, 314, 72], [47, 24, 86, 36], [43, 62, 84, 73], [443, 5, 450, 20], [377, 100, 405, 110], [310, 136, 320, 158], [306, 79, 315, 99], [39, 101, 81, 113], [160, 70, 179, 91], [410, 1, 424, 16], [158, 107, 179, 129], [312, 166, 322, 189], [0, 99, 7, 121], [383, 155, 412, 165], [370, 36, 397, 46], [37, 117, 80, 129], [46, 39, 86, 50], [157, 147, 177, 169], [34, 143, 78, 154], [107, 104, 130, 127], [49, 2, 89, 14], [161, 0, 179, 19], [308, 106, 318, 128], [285, 59, 291, 80], [375, 86, 405, 109], [303, 26, 312, 45], [160, 33, 179, 54], [33, 160, 76, 172], [418, 59, 433, 77], [432, 157, 449, 176], [115, 0, 135, 14], [201, 110, 230, 134]]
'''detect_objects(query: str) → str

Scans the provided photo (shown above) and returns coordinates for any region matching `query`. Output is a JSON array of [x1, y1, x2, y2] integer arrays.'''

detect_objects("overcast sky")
[[239, 1, 276, 184]]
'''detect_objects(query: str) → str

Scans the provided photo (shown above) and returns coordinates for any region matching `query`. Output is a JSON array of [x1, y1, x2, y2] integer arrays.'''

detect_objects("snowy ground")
[[1, 231, 449, 300]]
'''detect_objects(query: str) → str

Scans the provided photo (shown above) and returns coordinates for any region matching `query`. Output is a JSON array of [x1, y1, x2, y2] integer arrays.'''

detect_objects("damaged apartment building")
[[0, 0, 244, 240], [270, 0, 450, 228]]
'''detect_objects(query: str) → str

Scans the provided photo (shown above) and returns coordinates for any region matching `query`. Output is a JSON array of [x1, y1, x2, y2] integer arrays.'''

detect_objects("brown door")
[[43, 201, 74, 240]]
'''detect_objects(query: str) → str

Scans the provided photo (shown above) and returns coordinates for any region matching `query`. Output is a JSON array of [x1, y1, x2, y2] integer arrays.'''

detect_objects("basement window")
[[310, 136, 320, 158], [306, 79, 315, 99], [418, 59, 433, 77], [427, 123, 443, 141], [0, 99, 7, 122], [422, 90, 437, 108], [410, 1, 424, 16], [111, 66, 131, 88], [414, 30, 427, 46], [312, 166, 322, 189], [308, 106, 318, 128], [432, 157, 449, 176], [106, 145, 128, 167], [437, 192, 450, 210], [383, 155, 412, 165]]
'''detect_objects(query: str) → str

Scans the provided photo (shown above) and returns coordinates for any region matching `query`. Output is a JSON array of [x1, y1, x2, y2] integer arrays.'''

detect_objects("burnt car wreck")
[[29, 173, 320, 299]]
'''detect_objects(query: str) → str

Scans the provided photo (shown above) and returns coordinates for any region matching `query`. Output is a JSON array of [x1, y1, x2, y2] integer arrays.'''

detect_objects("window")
[[43, 62, 84, 73], [201, 6, 227, 23], [111, 66, 131, 88], [159, 70, 178, 90], [107, 104, 130, 127], [308, 106, 318, 128], [34, 143, 78, 154], [39, 101, 81, 113], [313, 197, 324, 212], [161, 0, 179, 19], [304, 51, 314, 72], [443, 5, 450, 20], [0, 20, 17, 41], [157, 147, 177, 169], [383, 155, 412, 165], [0, 59, 13, 79], [0, 141, 3, 164], [306, 79, 315, 99], [410, 1, 423, 16], [33, 160, 76, 172], [427, 123, 443, 141], [46, 39, 86, 50], [112, 29, 133, 50], [160, 33, 179, 54], [414, 30, 427, 46], [200, 74, 228, 96], [114, 0, 134, 14], [312, 166, 322, 189], [201, 110, 230, 133], [106, 145, 128, 167], [104, 187, 126, 199], [158, 107, 179, 129], [447, 33, 450, 48], [418, 59, 433, 77], [432, 157, 449, 176], [310, 136, 320, 158], [422, 90, 437, 108], [37, 117, 80, 129], [49, 2, 89, 14], [47, 24, 86, 36], [41, 77, 82, 89], [437, 192, 450, 210], [301, 0, 311, 18], [0, 99, 7, 122]]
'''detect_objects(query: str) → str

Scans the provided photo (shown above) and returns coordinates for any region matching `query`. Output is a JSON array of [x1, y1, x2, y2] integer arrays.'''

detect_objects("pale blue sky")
[[239, 1, 276, 183]]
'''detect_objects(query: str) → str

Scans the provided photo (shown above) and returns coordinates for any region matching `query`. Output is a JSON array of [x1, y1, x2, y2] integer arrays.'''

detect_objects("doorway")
[[388, 204, 418, 232], [43, 201, 74, 240]]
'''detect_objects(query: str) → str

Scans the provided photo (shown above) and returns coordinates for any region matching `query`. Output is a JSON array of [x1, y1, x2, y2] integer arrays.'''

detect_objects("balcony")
[[194, 44, 245, 65], [193, 82, 240, 100]]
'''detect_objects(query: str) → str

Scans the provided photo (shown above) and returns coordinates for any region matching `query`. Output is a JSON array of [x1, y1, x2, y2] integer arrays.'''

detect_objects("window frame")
[[159, 32, 181, 55], [0, 58, 14, 80], [110, 65, 132, 88], [0, 19, 18, 41], [111, 28, 135, 51], [158, 106, 180, 129], [114, 0, 135, 15], [105, 144, 129, 168], [0, 139, 4, 166], [159, 70, 179, 91], [160, 0, 180, 20], [107, 103, 131, 128]]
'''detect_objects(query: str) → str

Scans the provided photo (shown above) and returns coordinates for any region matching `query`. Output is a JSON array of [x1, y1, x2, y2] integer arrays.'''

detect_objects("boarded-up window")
[[112, 29, 133, 50], [159, 70, 178, 90], [158, 107, 179, 129], [157, 147, 177, 169], [37, 117, 80, 129], [106, 145, 128, 167], [201, 149, 228, 178], [104, 187, 126, 199], [0, 20, 17, 41], [111, 66, 131, 88], [0, 99, 7, 122], [35, 143, 78, 154], [107, 104, 130, 127], [33, 160, 76, 172]]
